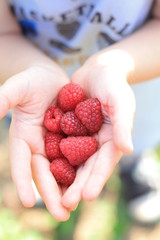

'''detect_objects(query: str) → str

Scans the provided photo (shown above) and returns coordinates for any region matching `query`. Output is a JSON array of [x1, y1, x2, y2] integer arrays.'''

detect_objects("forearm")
[[0, 0, 62, 83], [0, 33, 60, 83], [95, 19, 160, 84]]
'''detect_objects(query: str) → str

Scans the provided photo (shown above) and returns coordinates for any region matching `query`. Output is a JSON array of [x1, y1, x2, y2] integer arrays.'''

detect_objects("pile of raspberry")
[[44, 83, 103, 187]]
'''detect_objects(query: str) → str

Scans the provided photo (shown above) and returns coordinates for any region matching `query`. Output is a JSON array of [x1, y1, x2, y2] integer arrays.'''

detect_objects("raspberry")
[[50, 158, 76, 186], [60, 136, 98, 166], [61, 111, 87, 136], [44, 104, 63, 133], [57, 83, 85, 112], [75, 98, 103, 134], [45, 132, 64, 161]]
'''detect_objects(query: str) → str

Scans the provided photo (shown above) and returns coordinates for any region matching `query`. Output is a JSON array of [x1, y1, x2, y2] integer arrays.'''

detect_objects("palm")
[[11, 68, 63, 155]]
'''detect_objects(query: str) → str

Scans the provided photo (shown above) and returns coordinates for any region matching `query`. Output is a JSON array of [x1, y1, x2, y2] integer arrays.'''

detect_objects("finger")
[[32, 154, 70, 222], [10, 136, 36, 208], [82, 141, 122, 201], [62, 151, 98, 209], [62, 123, 112, 209], [0, 73, 28, 119]]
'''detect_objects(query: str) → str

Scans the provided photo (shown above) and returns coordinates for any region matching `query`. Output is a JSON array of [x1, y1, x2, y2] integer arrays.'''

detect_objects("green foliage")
[[54, 203, 81, 240], [113, 196, 131, 240], [0, 208, 45, 240]]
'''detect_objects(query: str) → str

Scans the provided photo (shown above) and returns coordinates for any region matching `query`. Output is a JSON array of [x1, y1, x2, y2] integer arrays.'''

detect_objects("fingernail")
[[126, 137, 133, 153], [62, 189, 81, 209]]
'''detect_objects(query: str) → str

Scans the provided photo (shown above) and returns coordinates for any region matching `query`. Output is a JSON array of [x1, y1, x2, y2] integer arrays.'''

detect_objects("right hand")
[[0, 63, 71, 221]]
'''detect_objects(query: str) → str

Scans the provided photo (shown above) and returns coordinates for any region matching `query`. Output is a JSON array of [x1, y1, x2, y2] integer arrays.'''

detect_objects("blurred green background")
[[0, 117, 160, 240]]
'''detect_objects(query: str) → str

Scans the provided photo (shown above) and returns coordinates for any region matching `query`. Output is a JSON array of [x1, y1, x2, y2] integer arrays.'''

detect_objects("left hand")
[[62, 49, 136, 210]]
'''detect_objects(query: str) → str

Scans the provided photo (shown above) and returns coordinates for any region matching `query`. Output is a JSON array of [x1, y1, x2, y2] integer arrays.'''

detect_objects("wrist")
[[94, 49, 135, 84]]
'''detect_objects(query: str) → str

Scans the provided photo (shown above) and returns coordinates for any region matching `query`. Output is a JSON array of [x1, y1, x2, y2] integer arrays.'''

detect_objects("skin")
[[0, 0, 160, 220]]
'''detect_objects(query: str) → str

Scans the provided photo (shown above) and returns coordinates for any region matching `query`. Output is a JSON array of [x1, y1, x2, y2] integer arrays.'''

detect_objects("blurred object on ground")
[[126, 222, 160, 240], [120, 147, 160, 225]]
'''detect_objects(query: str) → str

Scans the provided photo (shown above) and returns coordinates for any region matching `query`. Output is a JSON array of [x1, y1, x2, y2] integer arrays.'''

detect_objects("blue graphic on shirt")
[[19, 19, 38, 36], [97, 32, 116, 49]]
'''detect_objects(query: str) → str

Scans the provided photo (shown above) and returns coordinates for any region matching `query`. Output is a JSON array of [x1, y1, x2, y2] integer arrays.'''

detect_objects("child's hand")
[[0, 64, 71, 221], [62, 49, 136, 209]]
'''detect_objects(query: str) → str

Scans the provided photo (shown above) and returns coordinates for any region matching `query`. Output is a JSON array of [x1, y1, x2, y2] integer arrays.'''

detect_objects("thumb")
[[0, 72, 28, 119], [101, 82, 136, 154]]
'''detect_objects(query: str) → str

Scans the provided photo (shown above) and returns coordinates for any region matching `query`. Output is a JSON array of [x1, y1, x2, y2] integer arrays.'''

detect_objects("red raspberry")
[[45, 132, 64, 161], [50, 158, 76, 186], [61, 111, 87, 136], [57, 83, 85, 112], [75, 98, 103, 134], [60, 136, 98, 166], [44, 104, 63, 133]]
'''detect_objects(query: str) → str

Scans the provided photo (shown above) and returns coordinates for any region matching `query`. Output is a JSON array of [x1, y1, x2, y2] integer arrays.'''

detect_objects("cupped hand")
[[62, 49, 136, 209], [0, 63, 70, 221]]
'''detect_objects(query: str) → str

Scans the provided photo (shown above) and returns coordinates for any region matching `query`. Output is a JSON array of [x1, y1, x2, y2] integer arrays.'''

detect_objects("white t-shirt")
[[9, 0, 160, 153], [9, 0, 153, 74]]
